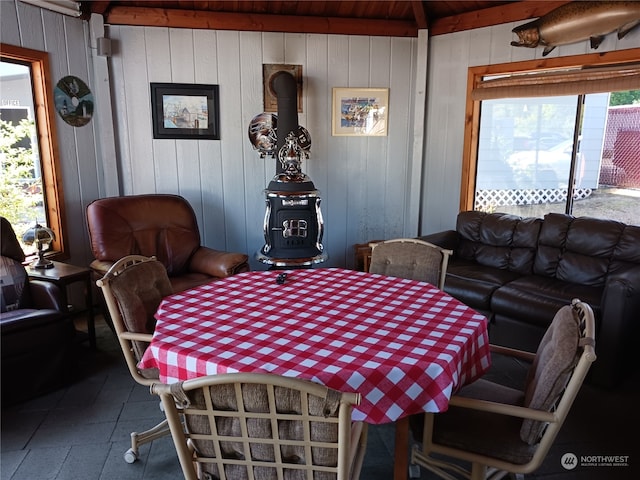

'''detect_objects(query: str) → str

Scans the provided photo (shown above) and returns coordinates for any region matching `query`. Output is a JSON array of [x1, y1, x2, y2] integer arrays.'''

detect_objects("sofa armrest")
[[189, 247, 250, 279], [418, 230, 459, 252], [590, 268, 640, 388], [29, 279, 66, 311]]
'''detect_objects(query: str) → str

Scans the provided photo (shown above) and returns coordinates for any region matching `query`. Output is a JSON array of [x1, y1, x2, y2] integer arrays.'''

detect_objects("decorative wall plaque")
[[54, 76, 94, 127]]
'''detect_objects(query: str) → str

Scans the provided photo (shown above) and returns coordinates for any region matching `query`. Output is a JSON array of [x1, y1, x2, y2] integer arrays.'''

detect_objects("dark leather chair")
[[1, 217, 76, 405], [86, 194, 250, 293]]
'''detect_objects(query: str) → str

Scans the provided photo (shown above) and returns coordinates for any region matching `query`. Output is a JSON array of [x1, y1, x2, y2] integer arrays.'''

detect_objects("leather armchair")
[[1, 217, 75, 405], [86, 194, 250, 293]]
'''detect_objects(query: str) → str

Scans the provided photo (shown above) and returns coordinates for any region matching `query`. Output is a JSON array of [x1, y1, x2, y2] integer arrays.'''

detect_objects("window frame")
[[460, 48, 640, 212], [1, 43, 67, 257]]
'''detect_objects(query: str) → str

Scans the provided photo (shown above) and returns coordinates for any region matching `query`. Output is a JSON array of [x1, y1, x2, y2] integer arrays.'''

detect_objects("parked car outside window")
[[506, 139, 584, 190]]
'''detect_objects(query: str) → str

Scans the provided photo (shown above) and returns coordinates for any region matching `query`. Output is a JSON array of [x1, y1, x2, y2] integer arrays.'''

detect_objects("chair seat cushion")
[[433, 405, 537, 465], [433, 379, 537, 465]]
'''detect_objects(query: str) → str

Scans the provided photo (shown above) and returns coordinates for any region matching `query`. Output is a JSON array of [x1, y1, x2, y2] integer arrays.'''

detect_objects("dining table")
[[139, 267, 491, 479]]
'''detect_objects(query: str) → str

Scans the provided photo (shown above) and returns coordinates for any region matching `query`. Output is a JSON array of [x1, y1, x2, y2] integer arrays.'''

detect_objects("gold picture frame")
[[332, 87, 389, 136]]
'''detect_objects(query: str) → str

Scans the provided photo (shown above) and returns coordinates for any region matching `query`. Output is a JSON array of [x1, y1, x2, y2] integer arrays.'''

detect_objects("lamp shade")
[[21, 223, 56, 269], [22, 223, 56, 246]]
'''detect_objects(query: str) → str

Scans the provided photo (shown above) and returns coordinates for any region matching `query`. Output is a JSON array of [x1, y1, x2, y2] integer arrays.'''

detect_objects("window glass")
[[1, 45, 65, 258], [0, 60, 46, 254], [474, 90, 639, 225]]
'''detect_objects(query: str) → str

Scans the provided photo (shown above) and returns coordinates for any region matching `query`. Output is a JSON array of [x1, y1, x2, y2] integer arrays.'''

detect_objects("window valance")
[[472, 64, 640, 100]]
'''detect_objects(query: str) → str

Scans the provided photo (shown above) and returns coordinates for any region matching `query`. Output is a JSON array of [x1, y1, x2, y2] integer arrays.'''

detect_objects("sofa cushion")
[[445, 259, 522, 310], [534, 214, 626, 286], [491, 275, 602, 328], [456, 211, 541, 275], [609, 224, 640, 274]]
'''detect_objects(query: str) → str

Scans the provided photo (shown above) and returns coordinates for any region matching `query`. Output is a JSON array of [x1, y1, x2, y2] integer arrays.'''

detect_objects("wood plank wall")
[[108, 26, 420, 269]]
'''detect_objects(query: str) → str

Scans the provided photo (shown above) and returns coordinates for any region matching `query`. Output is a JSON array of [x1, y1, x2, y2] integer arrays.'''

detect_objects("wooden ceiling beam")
[[411, 1, 428, 30], [429, 0, 568, 36], [105, 6, 419, 36], [86, 1, 111, 16]]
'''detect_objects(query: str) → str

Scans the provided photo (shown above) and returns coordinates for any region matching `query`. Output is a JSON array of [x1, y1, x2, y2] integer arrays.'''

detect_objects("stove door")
[[274, 209, 314, 251]]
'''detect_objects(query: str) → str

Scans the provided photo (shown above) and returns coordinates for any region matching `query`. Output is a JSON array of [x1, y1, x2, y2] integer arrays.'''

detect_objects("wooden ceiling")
[[84, 1, 568, 37]]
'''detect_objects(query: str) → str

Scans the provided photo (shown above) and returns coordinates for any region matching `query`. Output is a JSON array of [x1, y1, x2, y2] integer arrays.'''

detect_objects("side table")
[[27, 261, 96, 349]]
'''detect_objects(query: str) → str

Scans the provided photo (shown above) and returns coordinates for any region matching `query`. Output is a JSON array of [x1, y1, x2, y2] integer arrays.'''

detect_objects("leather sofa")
[[86, 194, 250, 293], [1, 217, 76, 405], [419, 211, 640, 388]]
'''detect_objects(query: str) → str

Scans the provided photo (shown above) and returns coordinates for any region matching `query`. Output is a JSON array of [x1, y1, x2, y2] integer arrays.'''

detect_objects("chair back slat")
[[153, 373, 363, 480]]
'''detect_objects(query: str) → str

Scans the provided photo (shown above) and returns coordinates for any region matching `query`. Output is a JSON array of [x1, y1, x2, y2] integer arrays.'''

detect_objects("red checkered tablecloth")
[[139, 268, 490, 424]]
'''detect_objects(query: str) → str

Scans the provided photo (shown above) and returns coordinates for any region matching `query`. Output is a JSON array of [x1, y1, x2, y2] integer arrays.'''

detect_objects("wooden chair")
[[411, 299, 597, 480], [369, 238, 453, 289], [96, 255, 173, 463], [151, 372, 368, 480]]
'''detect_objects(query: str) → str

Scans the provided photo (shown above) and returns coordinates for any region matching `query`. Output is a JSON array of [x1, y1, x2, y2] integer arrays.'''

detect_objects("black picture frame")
[[150, 83, 220, 139]]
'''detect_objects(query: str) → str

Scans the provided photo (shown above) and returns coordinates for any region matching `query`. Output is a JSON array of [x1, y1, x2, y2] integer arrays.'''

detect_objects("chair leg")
[[124, 419, 171, 463], [350, 423, 369, 480], [484, 467, 512, 480], [470, 462, 486, 480], [411, 448, 471, 480]]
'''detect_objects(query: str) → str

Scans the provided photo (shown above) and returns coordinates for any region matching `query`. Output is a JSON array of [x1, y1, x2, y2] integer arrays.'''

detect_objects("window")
[[1, 44, 66, 256], [462, 49, 640, 226]]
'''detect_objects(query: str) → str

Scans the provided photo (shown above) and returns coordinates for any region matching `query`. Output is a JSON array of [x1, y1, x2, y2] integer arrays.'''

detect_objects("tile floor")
[[1, 315, 639, 480]]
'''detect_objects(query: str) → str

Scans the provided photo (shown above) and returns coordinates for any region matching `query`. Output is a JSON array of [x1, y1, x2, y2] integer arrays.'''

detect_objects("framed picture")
[[332, 87, 389, 136], [150, 83, 220, 139]]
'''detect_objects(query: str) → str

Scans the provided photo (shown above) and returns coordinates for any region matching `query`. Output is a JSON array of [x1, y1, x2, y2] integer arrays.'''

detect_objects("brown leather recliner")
[[86, 194, 250, 293], [1, 217, 76, 405]]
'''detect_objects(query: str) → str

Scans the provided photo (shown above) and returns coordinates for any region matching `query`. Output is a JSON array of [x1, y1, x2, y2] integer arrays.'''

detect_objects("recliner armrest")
[[189, 247, 250, 279], [29, 279, 66, 311]]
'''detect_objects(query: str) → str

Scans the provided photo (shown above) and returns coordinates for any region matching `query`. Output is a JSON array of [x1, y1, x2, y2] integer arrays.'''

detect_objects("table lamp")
[[22, 222, 56, 269]]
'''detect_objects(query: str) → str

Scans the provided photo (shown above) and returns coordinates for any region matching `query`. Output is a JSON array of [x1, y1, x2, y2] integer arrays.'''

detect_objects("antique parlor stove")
[[250, 71, 327, 268]]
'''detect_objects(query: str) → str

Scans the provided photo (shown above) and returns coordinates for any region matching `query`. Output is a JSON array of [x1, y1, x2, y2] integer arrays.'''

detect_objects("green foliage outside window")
[[0, 118, 42, 233], [610, 90, 640, 106]]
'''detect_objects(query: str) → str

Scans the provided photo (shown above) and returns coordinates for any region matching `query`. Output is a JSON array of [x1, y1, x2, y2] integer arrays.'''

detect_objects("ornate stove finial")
[[278, 131, 308, 179]]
